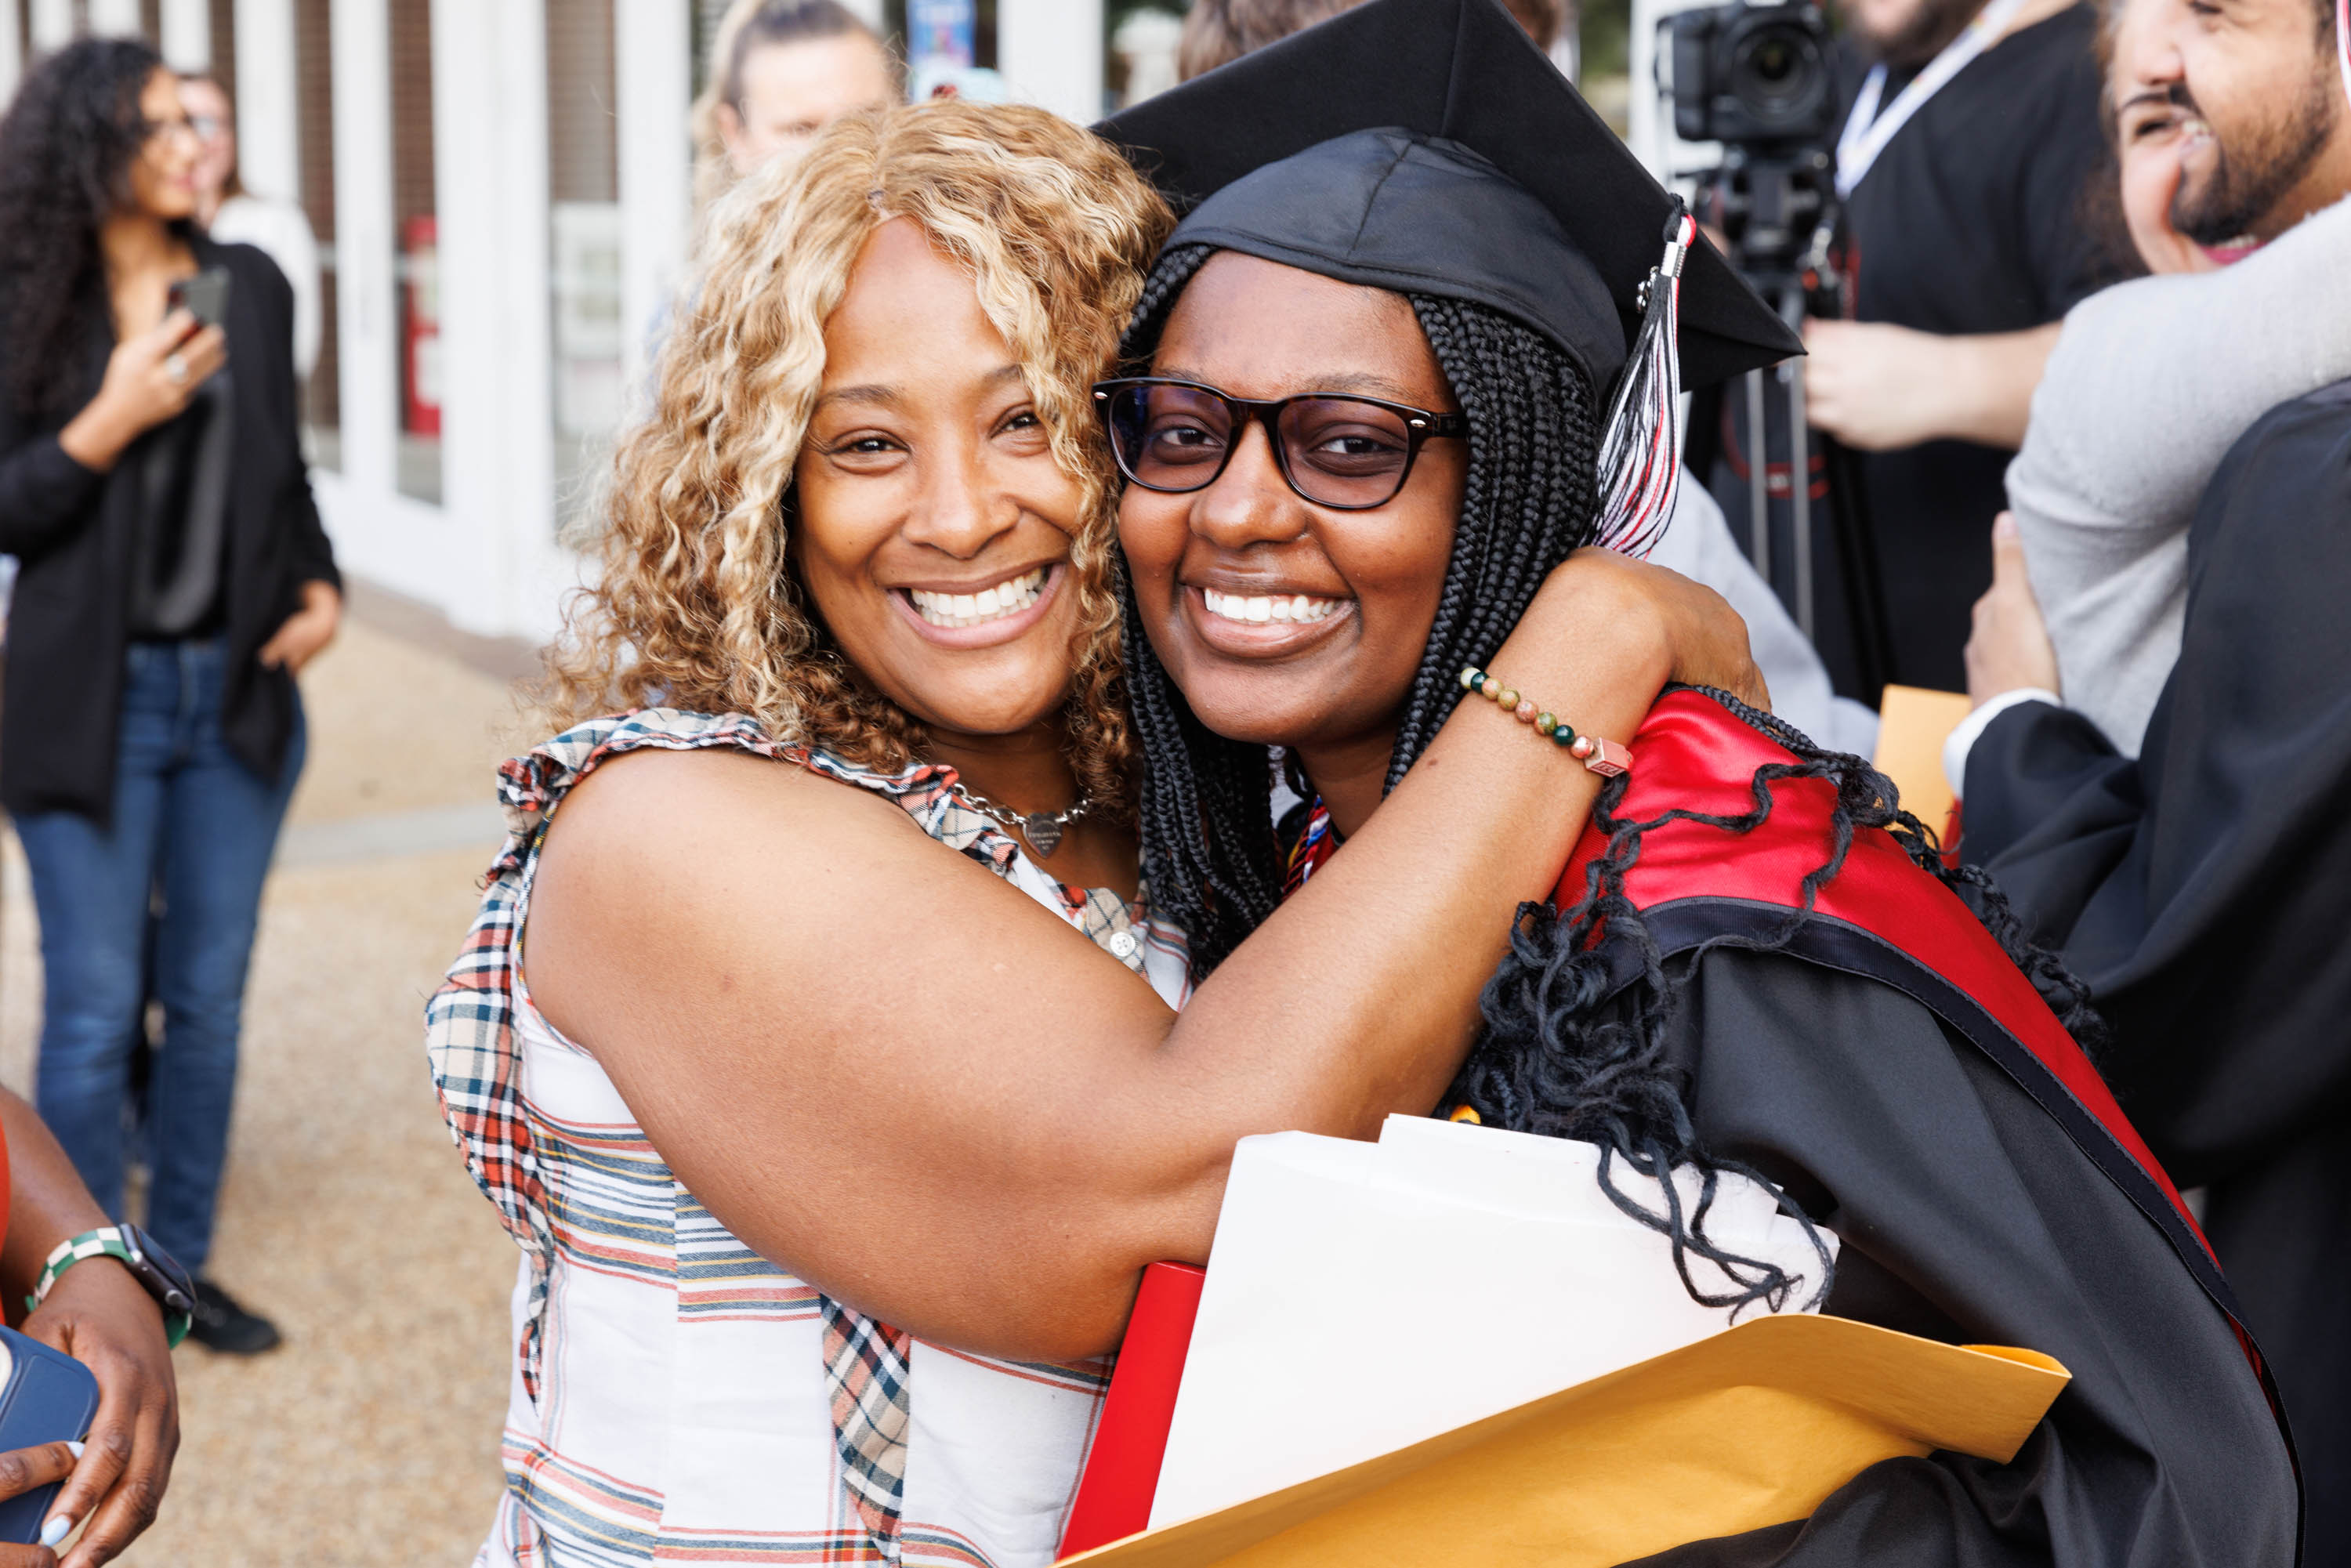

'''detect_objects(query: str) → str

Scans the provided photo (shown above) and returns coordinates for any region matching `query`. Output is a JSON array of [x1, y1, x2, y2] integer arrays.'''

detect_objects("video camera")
[[1661, 1, 1894, 693], [1666, 1, 1838, 150], [1661, 0, 1841, 287]]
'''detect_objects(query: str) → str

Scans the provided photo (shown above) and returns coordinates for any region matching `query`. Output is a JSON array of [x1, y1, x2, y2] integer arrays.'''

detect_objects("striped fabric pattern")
[[427, 708, 1190, 1567], [1284, 797, 1339, 896]]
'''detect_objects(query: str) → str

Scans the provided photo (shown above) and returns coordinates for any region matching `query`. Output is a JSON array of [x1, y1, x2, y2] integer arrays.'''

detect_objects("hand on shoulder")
[[1511, 548, 1768, 715]]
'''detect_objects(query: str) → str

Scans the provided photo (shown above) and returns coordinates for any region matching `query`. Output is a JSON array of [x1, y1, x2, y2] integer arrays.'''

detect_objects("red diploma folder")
[[1057, 1261, 1205, 1559]]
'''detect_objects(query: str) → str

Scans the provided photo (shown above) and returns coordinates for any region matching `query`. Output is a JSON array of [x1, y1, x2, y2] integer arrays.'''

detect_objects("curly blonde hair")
[[543, 101, 1172, 815]]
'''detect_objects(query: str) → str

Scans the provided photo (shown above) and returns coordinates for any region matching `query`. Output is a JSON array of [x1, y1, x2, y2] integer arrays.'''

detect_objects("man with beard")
[[1721, 0, 2115, 700], [2136, 0, 2351, 245], [1958, 0, 2351, 1553]]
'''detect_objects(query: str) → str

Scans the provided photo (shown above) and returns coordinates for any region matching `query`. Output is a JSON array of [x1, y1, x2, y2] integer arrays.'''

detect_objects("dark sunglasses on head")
[[1093, 376, 1468, 511]]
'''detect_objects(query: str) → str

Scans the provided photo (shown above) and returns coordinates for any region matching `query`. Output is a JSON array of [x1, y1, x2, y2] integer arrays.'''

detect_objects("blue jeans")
[[13, 640, 302, 1274]]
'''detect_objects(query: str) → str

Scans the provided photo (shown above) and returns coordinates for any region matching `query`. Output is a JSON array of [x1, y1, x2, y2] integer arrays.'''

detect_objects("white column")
[[235, 0, 300, 202], [86, 0, 142, 36], [615, 0, 690, 401], [433, 0, 560, 636], [331, 0, 397, 495], [160, 0, 212, 71], [0, 0, 24, 103], [998, 0, 1101, 124], [835, 0, 881, 27], [29, 0, 74, 49]]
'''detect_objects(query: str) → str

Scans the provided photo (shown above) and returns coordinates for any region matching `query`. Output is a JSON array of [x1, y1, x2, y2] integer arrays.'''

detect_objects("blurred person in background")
[[1176, 0, 1563, 76], [654, 0, 901, 394], [2104, 0, 2228, 277], [689, 0, 900, 212], [1784, 0, 2114, 696], [0, 1086, 182, 1567], [179, 74, 321, 382], [0, 38, 342, 1357], [1958, 0, 2351, 1549], [1986, 0, 2351, 759]]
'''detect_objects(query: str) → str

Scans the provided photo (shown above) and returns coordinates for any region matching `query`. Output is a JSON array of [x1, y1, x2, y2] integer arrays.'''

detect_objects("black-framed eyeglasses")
[[1093, 376, 1469, 511]]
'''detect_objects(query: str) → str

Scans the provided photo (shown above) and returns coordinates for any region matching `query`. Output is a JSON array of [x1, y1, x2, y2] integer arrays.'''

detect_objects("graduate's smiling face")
[[1117, 252, 1469, 757]]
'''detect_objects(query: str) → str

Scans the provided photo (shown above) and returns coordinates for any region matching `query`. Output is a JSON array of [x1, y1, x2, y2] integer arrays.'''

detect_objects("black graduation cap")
[[1093, 0, 1802, 394]]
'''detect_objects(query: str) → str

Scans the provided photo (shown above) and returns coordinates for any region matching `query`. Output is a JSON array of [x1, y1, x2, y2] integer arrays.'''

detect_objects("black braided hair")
[[1450, 688, 2107, 1313], [0, 38, 172, 421], [1120, 244, 1602, 976]]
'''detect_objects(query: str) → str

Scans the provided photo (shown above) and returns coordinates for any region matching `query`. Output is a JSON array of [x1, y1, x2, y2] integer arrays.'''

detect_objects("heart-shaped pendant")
[[1022, 813, 1064, 857]]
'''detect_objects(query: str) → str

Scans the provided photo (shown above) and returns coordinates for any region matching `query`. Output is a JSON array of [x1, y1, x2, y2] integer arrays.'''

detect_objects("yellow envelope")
[[1874, 684, 1976, 833], [1063, 1313, 2068, 1568]]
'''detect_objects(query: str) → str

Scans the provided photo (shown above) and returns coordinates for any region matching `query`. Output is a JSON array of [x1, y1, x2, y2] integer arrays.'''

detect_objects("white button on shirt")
[[1108, 929, 1140, 960]]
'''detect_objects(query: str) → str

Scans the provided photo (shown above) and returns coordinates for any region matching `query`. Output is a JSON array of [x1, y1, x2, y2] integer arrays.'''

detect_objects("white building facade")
[[1, 0, 1112, 639]]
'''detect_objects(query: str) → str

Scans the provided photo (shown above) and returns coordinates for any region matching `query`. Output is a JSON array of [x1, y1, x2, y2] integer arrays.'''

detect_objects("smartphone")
[[0, 1327, 100, 1545], [165, 267, 232, 330]]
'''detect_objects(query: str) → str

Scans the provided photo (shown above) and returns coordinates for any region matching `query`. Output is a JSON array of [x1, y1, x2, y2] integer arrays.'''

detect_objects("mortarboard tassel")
[[1592, 198, 1694, 559]]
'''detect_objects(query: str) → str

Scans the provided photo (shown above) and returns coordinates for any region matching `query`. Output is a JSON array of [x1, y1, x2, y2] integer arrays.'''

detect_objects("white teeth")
[[907, 567, 1047, 628], [1202, 588, 1344, 626]]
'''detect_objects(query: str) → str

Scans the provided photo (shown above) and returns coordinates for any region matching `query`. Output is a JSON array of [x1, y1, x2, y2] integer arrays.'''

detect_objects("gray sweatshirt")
[[2004, 195, 2351, 757]]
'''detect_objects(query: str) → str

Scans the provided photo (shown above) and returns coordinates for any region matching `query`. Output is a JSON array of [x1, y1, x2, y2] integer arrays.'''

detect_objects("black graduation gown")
[[1551, 691, 2298, 1566], [1961, 377, 2351, 1565]]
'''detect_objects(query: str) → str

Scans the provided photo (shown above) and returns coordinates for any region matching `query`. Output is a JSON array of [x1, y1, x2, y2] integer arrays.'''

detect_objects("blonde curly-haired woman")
[[428, 100, 1755, 1566]]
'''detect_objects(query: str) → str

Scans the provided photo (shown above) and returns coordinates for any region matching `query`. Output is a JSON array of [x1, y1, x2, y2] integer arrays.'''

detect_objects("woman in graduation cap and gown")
[[1091, 0, 2301, 1561]]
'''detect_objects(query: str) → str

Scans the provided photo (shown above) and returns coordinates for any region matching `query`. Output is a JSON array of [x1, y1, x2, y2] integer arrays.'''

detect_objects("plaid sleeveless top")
[[427, 709, 1189, 1566]]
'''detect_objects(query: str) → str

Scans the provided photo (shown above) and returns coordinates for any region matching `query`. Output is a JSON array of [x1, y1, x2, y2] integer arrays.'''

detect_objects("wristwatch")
[[27, 1224, 196, 1348]]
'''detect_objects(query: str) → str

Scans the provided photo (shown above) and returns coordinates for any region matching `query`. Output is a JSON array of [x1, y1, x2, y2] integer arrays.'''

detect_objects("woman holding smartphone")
[[0, 38, 339, 1357]]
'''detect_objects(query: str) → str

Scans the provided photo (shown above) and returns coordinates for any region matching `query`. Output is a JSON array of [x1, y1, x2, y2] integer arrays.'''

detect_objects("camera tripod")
[[1694, 150, 1898, 703]]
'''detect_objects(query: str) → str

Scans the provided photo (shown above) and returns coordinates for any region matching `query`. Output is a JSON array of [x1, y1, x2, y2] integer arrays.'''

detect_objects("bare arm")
[[1803, 320, 2061, 453], [0, 1094, 176, 1568], [525, 554, 1756, 1362]]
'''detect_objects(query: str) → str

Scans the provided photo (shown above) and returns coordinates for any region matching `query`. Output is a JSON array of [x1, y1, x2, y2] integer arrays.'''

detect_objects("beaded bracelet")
[[1460, 665, 1632, 777]]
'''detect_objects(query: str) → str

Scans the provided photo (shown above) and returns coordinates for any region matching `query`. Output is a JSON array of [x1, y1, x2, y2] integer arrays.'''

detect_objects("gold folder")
[[1873, 684, 1976, 833], [1065, 1313, 2069, 1568]]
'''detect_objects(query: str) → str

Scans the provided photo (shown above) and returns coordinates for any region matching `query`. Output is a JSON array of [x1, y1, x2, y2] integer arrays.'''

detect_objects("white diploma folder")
[[1149, 1114, 1838, 1527]]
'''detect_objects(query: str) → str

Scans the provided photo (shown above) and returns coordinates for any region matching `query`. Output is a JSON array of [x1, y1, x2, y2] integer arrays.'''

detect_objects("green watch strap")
[[27, 1228, 192, 1349]]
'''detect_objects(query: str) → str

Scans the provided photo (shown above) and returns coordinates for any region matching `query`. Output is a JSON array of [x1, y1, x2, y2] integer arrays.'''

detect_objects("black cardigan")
[[0, 237, 340, 824]]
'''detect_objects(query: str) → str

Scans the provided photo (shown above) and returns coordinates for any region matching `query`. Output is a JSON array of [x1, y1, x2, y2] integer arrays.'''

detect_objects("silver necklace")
[[955, 787, 1095, 859]]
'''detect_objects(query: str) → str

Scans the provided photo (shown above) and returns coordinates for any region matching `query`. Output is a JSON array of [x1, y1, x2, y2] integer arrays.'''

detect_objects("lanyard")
[[1835, 0, 2031, 198]]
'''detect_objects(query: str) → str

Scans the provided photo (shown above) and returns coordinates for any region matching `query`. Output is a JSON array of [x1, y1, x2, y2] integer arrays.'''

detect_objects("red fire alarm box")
[[400, 215, 441, 436]]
